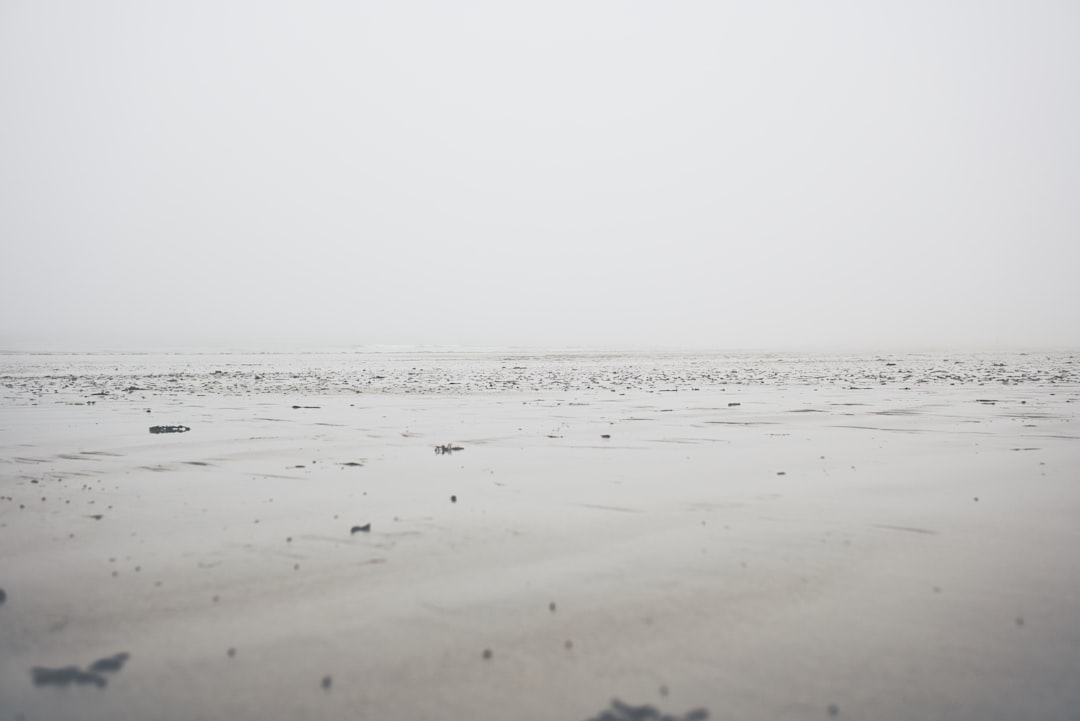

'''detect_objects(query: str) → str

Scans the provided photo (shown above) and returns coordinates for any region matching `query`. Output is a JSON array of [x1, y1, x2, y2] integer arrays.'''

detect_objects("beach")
[[2, 350, 1079, 720]]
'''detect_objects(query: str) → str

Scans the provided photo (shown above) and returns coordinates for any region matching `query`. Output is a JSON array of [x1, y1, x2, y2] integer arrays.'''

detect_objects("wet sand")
[[2, 350, 1079, 720]]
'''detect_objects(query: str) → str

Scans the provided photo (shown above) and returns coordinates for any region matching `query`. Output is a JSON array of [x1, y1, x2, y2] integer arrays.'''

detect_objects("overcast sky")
[[2, 1, 1078, 351]]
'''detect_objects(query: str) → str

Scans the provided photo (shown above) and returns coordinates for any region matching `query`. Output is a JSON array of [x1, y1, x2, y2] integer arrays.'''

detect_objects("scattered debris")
[[435, 444, 464, 455], [350, 524, 371, 534], [149, 425, 190, 434]]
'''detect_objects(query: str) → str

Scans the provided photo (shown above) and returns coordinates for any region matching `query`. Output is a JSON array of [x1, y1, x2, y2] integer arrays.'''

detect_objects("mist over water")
[[2, 2, 1078, 351]]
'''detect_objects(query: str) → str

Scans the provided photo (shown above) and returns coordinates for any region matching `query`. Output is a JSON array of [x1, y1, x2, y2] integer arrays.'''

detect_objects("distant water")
[[2, 350, 1077, 400]]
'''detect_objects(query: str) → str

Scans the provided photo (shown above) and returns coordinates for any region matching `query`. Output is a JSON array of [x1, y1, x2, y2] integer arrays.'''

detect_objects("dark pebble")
[[0, 588, 6, 605], [351, 524, 371, 534], [451, 495, 457, 503], [482, 649, 492, 660], [88, 652, 129, 674], [828, 704, 839, 716], [322, 675, 332, 690], [31, 666, 107, 688]]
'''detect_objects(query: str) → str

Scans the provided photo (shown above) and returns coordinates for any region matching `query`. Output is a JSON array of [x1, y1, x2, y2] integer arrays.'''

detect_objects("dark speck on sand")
[[583, 698, 708, 721]]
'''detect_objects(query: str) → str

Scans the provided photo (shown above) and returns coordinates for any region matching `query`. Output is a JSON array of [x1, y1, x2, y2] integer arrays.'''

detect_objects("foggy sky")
[[2, 1, 1078, 351]]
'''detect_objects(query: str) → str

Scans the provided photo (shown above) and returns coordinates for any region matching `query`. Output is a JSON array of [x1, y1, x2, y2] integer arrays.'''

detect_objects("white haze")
[[1, 1, 1078, 351]]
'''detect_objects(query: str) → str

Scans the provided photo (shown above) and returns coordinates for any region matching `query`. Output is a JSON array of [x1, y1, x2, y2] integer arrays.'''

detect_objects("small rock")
[[350, 524, 371, 534], [149, 425, 190, 434], [31, 666, 106, 688], [321, 675, 332, 690], [0, 588, 6, 605], [88, 653, 129, 674], [482, 649, 492, 660]]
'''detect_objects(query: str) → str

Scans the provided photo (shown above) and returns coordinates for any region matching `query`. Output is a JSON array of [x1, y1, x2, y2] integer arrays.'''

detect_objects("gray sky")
[[2, 1, 1078, 351]]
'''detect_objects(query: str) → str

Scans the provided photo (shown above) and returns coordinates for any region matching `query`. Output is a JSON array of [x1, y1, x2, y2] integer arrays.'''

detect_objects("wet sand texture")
[[1, 350, 1079, 720]]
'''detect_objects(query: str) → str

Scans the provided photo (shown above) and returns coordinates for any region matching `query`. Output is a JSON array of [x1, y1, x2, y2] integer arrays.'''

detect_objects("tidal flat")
[[2, 350, 1079, 721]]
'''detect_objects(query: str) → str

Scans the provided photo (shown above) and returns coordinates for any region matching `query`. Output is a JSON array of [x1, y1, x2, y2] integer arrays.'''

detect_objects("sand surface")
[[1, 350, 1079, 721]]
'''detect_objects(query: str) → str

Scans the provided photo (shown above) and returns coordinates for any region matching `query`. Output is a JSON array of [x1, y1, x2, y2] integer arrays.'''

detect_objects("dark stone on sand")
[[350, 524, 371, 534], [341, 461, 363, 467], [584, 698, 709, 721], [0, 588, 6, 605], [88, 514, 103, 520], [149, 425, 190, 434], [728, 402, 740, 407], [828, 704, 840, 716], [482, 649, 493, 660], [322, 675, 332, 690], [88, 653, 129, 674], [601, 434, 611, 439], [30, 653, 127, 689], [451, 495, 457, 503], [31, 666, 106, 688]]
